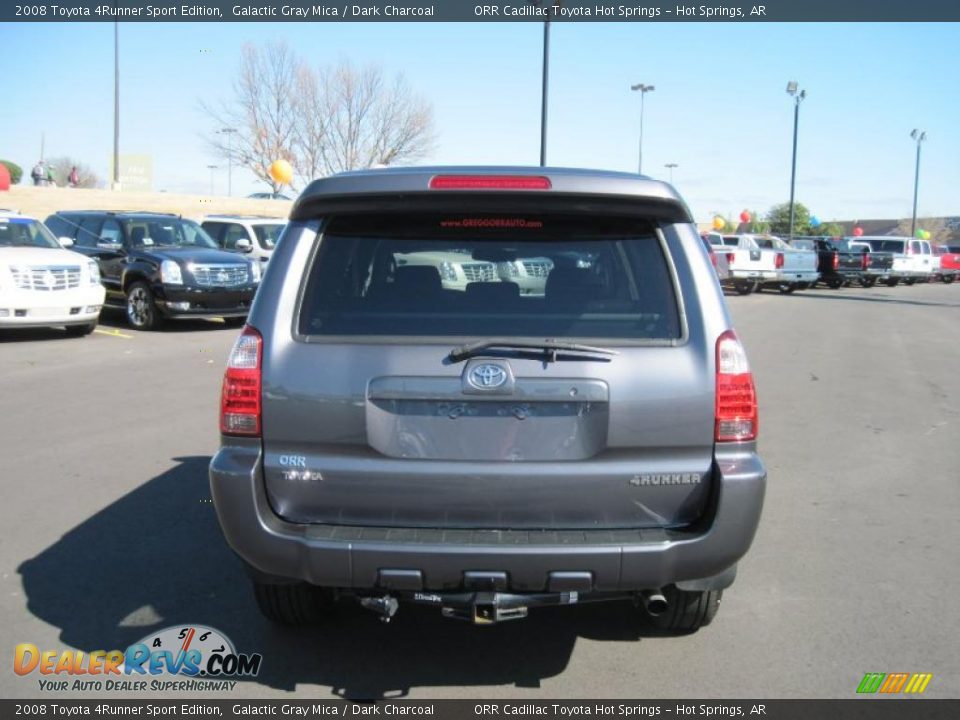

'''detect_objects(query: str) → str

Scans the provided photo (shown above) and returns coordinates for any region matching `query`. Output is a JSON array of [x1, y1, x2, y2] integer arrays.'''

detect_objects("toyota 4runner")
[[209, 167, 767, 632]]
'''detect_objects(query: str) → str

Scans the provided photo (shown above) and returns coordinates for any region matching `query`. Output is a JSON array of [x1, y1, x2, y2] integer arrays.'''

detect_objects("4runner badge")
[[630, 473, 702, 486]]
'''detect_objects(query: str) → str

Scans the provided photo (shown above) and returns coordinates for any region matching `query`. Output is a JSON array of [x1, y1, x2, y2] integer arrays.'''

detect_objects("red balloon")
[[853, 227, 864, 237], [0, 163, 10, 191], [739, 211, 751, 223]]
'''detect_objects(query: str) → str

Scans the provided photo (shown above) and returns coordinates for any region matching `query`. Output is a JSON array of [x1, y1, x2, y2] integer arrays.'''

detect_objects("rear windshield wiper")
[[447, 339, 618, 364]]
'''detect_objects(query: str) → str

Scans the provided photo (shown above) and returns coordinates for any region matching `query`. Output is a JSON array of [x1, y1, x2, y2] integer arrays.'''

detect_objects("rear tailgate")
[[258, 196, 720, 532], [780, 249, 818, 273]]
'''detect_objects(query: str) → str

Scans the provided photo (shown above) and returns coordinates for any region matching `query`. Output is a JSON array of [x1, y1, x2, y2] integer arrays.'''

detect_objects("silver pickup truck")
[[209, 167, 767, 633]]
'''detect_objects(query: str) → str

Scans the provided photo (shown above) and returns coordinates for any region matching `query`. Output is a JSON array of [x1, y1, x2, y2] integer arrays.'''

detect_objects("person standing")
[[68, 166, 79, 187], [31, 161, 44, 186]]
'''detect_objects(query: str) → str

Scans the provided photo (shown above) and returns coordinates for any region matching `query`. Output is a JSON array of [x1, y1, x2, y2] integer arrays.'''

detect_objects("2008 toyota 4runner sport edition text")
[[209, 167, 767, 633]]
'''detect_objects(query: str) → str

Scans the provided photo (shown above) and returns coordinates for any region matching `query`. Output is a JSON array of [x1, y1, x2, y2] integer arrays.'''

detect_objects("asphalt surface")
[[2, 284, 959, 700]]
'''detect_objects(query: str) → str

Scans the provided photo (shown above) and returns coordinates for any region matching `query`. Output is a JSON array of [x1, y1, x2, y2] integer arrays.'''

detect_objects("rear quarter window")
[[297, 214, 681, 342]]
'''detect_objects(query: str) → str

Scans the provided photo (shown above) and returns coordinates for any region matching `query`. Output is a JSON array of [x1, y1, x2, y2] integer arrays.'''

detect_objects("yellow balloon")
[[712, 216, 726, 230], [268, 159, 293, 185]]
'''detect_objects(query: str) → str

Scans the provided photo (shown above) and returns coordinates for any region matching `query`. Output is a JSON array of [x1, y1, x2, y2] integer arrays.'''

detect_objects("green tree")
[[766, 202, 811, 236], [0, 160, 22, 184], [740, 210, 770, 234], [817, 222, 844, 238]]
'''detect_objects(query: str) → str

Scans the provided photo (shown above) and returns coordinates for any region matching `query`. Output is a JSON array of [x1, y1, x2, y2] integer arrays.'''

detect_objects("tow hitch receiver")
[[357, 590, 633, 624], [419, 590, 589, 625], [441, 592, 531, 624]]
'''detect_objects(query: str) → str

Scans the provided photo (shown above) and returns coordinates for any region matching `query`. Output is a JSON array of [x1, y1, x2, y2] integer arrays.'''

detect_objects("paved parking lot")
[[2, 284, 959, 699]]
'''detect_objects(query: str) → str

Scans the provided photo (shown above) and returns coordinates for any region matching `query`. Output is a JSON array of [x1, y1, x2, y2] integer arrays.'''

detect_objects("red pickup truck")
[[933, 245, 960, 284]]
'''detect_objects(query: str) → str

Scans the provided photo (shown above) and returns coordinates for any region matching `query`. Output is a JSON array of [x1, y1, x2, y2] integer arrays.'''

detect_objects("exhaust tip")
[[641, 589, 668, 617]]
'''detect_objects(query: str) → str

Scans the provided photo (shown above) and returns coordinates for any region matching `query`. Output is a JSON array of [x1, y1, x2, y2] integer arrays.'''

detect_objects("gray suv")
[[210, 167, 766, 632]]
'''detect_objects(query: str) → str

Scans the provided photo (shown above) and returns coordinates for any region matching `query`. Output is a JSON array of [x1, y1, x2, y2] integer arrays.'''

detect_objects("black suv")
[[45, 212, 261, 330]]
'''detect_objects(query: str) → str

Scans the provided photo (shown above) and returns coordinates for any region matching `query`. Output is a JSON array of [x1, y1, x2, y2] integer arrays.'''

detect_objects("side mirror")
[[59, 236, 74, 248], [235, 238, 253, 252]]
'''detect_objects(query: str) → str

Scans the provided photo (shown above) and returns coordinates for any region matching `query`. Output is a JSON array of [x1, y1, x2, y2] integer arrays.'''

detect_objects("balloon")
[[739, 211, 751, 224], [712, 216, 726, 230], [915, 228, 925, 238], [0, 163, 10, 191], [268, 159, 293, 185], [853, 227, 863, 237], [922, 230, 931, 240], [810, 216, 821, 228]]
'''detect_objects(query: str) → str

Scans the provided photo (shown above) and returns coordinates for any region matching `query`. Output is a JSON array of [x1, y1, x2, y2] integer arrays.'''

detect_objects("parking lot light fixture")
[[786, 81, 806, 240], [207, 165, 218, 196], [217, 128, 238, 196], [631, 83, 655, 174], [664, 163, 678, 183], [910, 129, 927, 239]]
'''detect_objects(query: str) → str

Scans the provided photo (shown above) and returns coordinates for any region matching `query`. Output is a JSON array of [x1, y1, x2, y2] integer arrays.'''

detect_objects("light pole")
[[631, 83, 655, 174], [909, 129, 927, 238], [113, 21, 121, 190], [664, 163, 678, 183], [217, 127, 238, 196], [207, 165, 218, 196], [786, 81, 806, 240]]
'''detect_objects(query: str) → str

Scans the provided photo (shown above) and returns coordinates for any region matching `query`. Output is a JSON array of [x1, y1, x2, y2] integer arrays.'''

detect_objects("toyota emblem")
[[468, 363, 508, 389]]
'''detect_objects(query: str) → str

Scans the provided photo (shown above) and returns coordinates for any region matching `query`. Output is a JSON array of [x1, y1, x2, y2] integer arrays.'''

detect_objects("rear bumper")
[[209, 442, 766, 592]]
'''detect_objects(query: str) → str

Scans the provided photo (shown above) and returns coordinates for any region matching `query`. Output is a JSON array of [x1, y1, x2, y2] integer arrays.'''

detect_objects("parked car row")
[[0, 209, 288, 336], [703, 232, 959, 293]]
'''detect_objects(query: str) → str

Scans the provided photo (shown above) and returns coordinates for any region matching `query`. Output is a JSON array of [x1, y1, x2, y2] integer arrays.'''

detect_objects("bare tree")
[[298, 61, 435, 177], [46, 157, 99, 188], [206, 45, 435, 192], [204, 42, 300, 194]]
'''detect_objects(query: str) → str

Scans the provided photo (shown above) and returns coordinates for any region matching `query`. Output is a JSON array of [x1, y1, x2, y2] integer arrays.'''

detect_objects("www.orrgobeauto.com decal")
[[14, 625, 262, 692]]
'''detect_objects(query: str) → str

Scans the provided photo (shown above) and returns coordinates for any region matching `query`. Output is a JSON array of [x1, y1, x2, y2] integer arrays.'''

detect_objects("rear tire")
[[942, 275, 954, 284], [884, 278, 900, 287], [859, 277, 877, 288], [777, 283, 795, 294], [253, 581, 333, 625], [641, 586, 723, 634], [904, 278, 916, 286], [827, 278, 844, 289], [734, 281, 755, 295], [223, 316, 247, 328], [65, 322, 96, 337]]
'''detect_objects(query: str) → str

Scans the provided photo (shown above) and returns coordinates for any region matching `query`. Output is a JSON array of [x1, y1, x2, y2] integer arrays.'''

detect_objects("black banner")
[[3, 0, 960, 23], [3, 700, 959, 719]]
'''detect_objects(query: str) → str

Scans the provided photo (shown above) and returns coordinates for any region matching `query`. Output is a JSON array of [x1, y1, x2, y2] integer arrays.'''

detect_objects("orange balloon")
[[268, 159, 293, 185], [712, 216, 726, 230]]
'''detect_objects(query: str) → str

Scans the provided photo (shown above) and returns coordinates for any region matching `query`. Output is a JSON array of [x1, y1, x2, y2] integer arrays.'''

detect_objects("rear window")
[[866, 239, 906, 253], [297, 214, 680, 341]]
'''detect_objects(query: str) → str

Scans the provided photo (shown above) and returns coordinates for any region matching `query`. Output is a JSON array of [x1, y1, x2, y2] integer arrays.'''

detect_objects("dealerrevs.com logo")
[[14, 625, 262, 692]]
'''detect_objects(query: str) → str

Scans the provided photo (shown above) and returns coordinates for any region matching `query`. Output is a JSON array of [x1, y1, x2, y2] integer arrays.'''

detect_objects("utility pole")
[[909, 129, 927, 238], [113, 21, 121, 190]]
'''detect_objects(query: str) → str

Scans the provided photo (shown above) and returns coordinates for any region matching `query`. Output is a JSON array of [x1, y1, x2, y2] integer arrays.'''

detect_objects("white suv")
[[201, 215, 286, 266], [0, 212, 105, 336]]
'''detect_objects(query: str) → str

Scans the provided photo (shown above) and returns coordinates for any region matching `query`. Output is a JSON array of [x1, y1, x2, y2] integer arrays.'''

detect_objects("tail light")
[[775, 252, 784, 269], [220, 326, 262, 436], [861, 252, 870, 271], [710, 252, 718, 268], [832, 252, 840, 271], [715, 330, 758, 442], [726, 253, 735, 264]]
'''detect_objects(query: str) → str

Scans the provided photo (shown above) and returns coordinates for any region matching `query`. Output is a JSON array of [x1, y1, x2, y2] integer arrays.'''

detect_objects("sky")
[[1, 20, 958, 223]]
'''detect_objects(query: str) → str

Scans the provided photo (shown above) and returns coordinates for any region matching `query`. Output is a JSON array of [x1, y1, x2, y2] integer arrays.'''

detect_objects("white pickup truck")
[[859, 236, 935, 286], [707, 233, 819, 294]]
